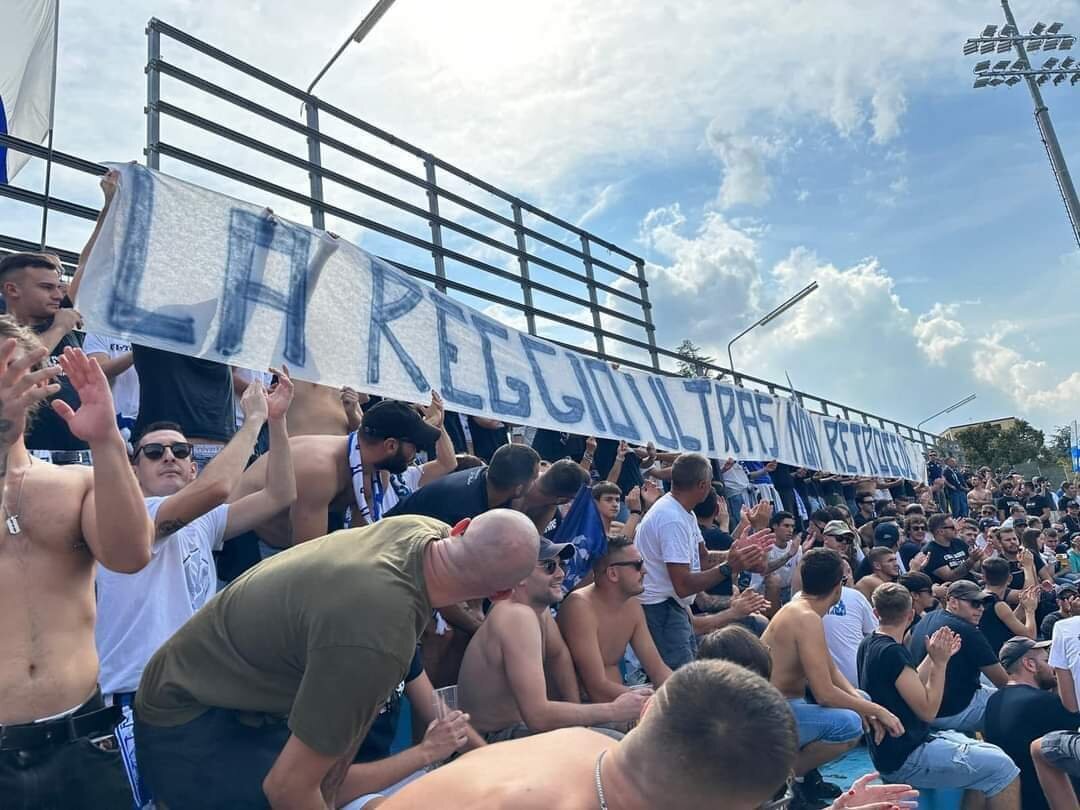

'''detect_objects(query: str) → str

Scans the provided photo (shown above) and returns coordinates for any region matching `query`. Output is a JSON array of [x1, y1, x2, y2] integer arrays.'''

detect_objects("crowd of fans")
[[6, 172, 1080, 809]]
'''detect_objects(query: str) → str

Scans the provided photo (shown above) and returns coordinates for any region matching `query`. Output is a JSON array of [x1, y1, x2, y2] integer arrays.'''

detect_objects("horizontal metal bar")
[[0, 236, 80, 267], [151, 99, 647, 310], [148, 18, 645, 267], [0, 183, 100, 221], [152, 142, 654, 331], [0, 133, 107, 176], [150, 61, 643, 289]]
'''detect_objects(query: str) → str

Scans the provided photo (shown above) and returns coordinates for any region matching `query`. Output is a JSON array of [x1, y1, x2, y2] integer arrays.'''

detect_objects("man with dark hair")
[[763, 548, 902, 806], [592, 480, 623, 536], [1041, 584, 1079, 640], [232, 397, 452, 547], [899, 572, 937, 641], [380, 660, 799, 810], [925, 513, 982, 584], [697, 625, 772, 679], [856, 547, 901, 602], [979, 558, 1037, 655], [996, 481, 1021, 523], [459, 538, 649, 741], [853, 492, 876, 528], [636, 453, 765, 669], [385, 442, 540, 527], [1023, 480, 1053, 524], [908, 580, 1010, 733], [517, 458, 589, 534], [557, 537, 672, 702], [749, 510, 800, 611], [860, 584, 1020, 807], [985, 637, 1079, 810], [0, 251, 87, 452], [0, 334, 155, 809], [135, 510, 541, 810]]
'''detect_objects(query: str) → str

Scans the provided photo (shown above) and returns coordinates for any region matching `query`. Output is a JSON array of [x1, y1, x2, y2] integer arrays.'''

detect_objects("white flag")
[[0, 0, 58, 183]]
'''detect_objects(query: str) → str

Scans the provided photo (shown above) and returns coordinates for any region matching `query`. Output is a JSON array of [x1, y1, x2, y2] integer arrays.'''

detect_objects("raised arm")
[[69, 169, 119, 305], [417, 392, 456, 486], [223, 370, 297, 539], [53, 348, 153, 573]]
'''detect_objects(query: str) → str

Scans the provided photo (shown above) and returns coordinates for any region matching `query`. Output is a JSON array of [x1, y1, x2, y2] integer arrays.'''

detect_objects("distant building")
[[940, 417, 1020, 443]]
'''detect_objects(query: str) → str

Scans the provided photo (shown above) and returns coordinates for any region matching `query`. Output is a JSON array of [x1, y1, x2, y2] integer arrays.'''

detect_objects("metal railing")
[[0, 17, 941, 450]]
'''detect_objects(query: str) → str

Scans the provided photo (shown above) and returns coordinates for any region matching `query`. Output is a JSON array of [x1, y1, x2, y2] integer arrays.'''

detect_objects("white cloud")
[[914, 303, 967, 365]]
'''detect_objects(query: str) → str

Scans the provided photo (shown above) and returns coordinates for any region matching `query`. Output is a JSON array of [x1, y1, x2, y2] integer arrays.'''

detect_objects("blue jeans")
[[726, 494, 745, 524], [787, 697, 863, 747], [931, 684, 995, 734], [883, 730, 1018, 797], [643, 598, 696, 669]]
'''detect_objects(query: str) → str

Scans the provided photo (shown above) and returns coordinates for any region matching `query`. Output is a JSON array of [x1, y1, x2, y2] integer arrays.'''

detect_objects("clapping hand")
[[829, 772, 918, 810], [926, 626, 962, 665]]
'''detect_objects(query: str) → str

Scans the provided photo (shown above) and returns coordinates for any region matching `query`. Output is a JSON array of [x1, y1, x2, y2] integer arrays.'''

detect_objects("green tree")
[[1046, 425, 1073, 465], [954, 419, 1046, 470], [675, 339, 716, 379]]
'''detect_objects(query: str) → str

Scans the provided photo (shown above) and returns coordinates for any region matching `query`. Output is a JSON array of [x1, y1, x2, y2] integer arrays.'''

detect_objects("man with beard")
[[557, 536, 672, 701], [458, 538, 651, 741], [230, 398, 444, 547], [856, 547, 901, 602], [985, 637, 1079, 810]]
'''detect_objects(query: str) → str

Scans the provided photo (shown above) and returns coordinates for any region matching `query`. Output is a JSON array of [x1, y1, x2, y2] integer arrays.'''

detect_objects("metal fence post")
[[423, 156, 447, 293], [579, 237, 606, 358], [636, 259, 659, 370], [303, 102, 327, 230], [145, 21, 161, 169], [511, 202, 537, 336]]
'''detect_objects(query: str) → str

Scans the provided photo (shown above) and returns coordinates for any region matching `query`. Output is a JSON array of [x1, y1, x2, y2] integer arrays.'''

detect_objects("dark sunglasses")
[[537, 558, 564, 575], [609, 559, 645, 572], [910, 524, 927, 530], [964, 599, 987, 609], [134, 442, 193, 461]]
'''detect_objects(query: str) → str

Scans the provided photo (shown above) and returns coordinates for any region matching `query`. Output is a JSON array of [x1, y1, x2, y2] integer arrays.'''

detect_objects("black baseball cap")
[[874, 522, 900, 547], [361, 400, 441, 447], [947, 580, 993, 603], [998, 636, 1051, 670], [539, 537, 575, 562], [1058, 583, 1080, 599]]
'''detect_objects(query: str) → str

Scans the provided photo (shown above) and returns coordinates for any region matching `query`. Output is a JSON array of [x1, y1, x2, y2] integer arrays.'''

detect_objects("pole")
[[916, 393, 977, 432], [38, 0, 61, 251], [1002, 0, 1080, 248]]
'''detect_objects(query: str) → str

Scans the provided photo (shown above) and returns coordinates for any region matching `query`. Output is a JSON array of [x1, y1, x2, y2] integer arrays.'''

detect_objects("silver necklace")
[[3, 458, 30, 535], [595, 749, 608, 810]]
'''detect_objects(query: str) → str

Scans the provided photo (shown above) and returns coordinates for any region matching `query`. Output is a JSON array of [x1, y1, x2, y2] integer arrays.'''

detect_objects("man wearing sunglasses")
[[557, 536, 673, 702], [459, 537, 650, 742], [0, 331, 155, 810], [924, 514, 984, 585]]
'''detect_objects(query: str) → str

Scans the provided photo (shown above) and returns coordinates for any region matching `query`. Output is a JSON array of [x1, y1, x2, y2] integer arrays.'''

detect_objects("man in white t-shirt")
[[637, 453, 763, 669], [822, 576, 879, 687], [1030, 615, 1080, 805], [83, 332, 139, 438]]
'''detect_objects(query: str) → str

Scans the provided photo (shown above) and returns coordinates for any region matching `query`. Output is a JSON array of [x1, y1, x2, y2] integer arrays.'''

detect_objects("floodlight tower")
[[964, 1, 1080, 249]]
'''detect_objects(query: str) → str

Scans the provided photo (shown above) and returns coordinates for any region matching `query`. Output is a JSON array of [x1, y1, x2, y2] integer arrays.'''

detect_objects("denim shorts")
[[883, 730, 1018, 798], [930, 684, 995, 735], [1041, 731, 1080, 777], [787, 698, 863, 747]]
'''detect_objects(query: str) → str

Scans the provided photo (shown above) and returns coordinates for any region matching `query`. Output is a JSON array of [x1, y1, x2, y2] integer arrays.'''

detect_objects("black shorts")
[[135, 708, 291, 810]]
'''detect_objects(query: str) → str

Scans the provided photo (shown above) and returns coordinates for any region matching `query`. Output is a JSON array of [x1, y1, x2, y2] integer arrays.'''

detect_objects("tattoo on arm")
[[156, 518, 189, 538]]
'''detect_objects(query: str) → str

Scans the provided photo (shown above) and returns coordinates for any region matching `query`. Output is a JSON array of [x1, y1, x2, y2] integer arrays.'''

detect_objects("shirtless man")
[[380, 659, 799, 810], [557, 536, 672, 701], [229, 395, 447, 548], [458, 537, 650, 740], [855, 547, 901, 601], [762, 548, 904, 806], [0, 324, 155, 808]]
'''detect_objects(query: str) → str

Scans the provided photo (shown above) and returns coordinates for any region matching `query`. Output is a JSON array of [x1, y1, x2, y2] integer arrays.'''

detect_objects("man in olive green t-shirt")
[[134, 510, 539, 810]]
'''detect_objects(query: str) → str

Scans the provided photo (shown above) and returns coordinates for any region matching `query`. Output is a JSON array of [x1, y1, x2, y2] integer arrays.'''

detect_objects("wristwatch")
[[718, 562, 733, 580]]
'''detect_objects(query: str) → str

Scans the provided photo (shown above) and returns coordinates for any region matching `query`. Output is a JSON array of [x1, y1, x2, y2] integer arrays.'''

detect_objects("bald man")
[[380, 660, 799, 810], [134, 510, 539, 810]]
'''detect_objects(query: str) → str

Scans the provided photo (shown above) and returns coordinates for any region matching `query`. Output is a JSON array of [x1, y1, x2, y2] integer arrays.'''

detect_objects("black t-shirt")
[[985, 684, 1080, 810], [467, 417, 508, 463], [354, 648, 425, 764], [1025, 494, 1054, 517], [1064, 515, 1080, 536], [132, 346, 235, 442], [444, 412, 469, 455], [977, 594, 1014, 656], [908, 609, 998, 717], [1042, 610, 1066, 641], [899, 540, 922, 569], [996, 496, 1021, 516], [853, 512, 873, 529], [385, 465, 506, 525], [530, 430, 585, 463], [701, 525, 734, 596], [25, 325, 87, 451], [857, 633, 929, 774], [1005, 558, 1026, 591], [923, 539, 971, 584], [770, 463, 795, 491], [592, 439, 644, 496]]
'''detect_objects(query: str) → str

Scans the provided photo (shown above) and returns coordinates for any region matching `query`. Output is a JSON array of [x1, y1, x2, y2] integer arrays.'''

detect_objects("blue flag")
[[552, 484, 608, 592]]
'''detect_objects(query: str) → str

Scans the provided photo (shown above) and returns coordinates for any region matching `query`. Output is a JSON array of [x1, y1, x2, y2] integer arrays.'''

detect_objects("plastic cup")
[[432, 684, 458, 720]]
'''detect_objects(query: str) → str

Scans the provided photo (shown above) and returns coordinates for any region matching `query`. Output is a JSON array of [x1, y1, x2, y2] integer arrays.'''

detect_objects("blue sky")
[[5, 0, 1080, 438]]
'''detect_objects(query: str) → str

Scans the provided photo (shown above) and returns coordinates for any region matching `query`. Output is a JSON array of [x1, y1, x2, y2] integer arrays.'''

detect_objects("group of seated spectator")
[[7, 175, 1080, 809]]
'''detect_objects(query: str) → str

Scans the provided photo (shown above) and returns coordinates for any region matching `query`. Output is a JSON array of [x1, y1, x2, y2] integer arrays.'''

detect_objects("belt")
[[30, 449, 93, 466], [0, 705, 121, 751]]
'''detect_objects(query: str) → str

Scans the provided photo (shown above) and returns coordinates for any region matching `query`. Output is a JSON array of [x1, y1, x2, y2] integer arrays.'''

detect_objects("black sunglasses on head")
[[134, 441, 193, 461]]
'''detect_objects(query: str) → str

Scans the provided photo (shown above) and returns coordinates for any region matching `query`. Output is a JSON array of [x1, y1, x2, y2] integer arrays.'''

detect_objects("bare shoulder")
[[490, 601, 541, 635], [557, 590, 593, 621], [39, 459, 93, 494]]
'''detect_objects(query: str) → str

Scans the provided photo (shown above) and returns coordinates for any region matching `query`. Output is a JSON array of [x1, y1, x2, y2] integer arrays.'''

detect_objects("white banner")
[[77, 164, 927, 482]]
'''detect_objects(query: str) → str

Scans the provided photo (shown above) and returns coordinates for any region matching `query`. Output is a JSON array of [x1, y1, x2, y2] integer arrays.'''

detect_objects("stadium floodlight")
[[990, 77, 1005, 85], [981, 39, 996, 53], [975, 59, 993, 72], [1055, 73, 1067, 84], [1044, 57, 1060, 69], [917, 394, 978, 432], [727, 281, 818, 384], [1012, 57, 1028, 69], [964, 40, 980, 55], [1038, 73, 1051, 84], [997, 39, 1013, 52], [1029, 38, 1043, 50], [1072, 72, 1080, 84], [1049, 22, 1065, 34], [1001, 25, 1017, 36], [1063, 57, 1076, 69], [1006, 76, 1023, 85], [305, 0, 398, 97], [1045, 39, 1060, 50], [974, 77, 991, 88], [993, 59, 1011, 70], [1033, 22, 1047, 35], [1061, 37, 1075, 50], [983, 24, 998, 36]]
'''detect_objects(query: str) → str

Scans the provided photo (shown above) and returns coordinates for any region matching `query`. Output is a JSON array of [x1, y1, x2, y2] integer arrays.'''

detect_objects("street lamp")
[[963, 2, 1080, 249], [726, 281, 818, 385], [302, 0, 399, 229], [916, 393, 977, 433]]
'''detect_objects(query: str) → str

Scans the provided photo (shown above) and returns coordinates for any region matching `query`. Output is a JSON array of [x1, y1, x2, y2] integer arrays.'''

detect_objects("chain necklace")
[[3, 457, 31, 535], [594, 749, 608, 810]]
